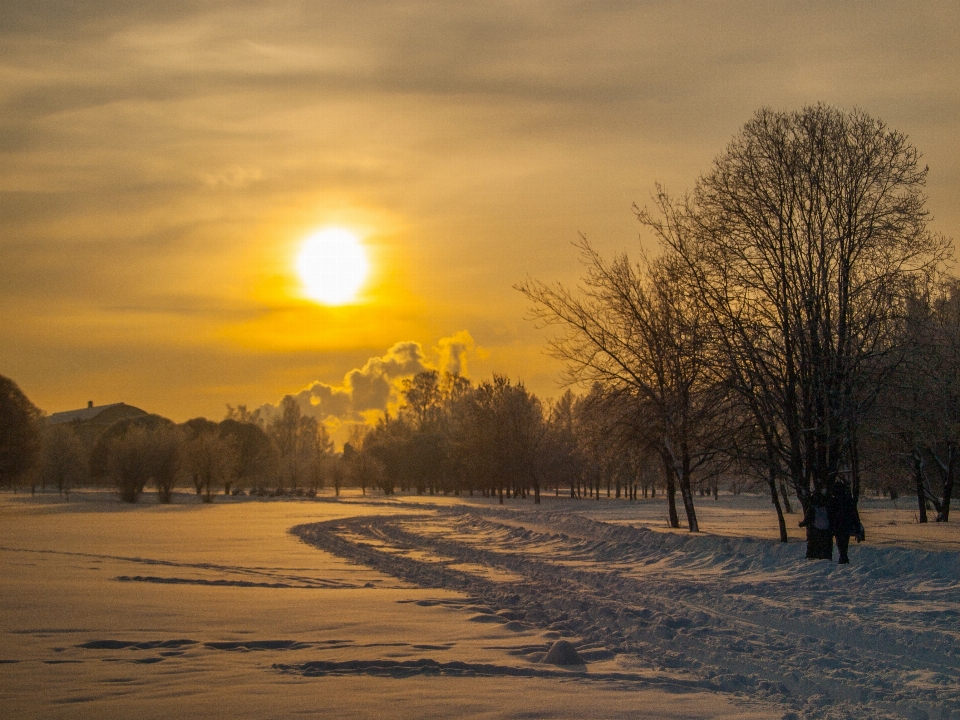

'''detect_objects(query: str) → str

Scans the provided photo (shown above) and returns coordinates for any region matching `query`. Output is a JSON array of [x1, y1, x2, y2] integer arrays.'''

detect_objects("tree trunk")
[[851, 433, 862, 503], [937, 444, 955, 522], [676, 444, 698, 532], [913, 449, 929, 523], [778, 479, 793, 515], [679, 479, 698, 532], [768, 468, 788, 543], [661, 455, 680, 528], [674, 449, 698, 531]]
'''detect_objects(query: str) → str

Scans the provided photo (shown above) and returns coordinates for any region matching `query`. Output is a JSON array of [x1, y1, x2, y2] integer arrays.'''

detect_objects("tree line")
[[0, 370, 662, 505], [348, 371, 662, 503], [0, 383, 337, 503]]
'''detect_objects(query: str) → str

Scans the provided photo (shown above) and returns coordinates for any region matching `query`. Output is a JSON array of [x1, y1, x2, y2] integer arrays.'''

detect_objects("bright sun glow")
[[295, 227, 369, 305]]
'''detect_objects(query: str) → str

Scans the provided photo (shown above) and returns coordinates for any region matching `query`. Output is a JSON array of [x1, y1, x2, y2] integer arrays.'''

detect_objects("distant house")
[[48, 401, 148, 428]]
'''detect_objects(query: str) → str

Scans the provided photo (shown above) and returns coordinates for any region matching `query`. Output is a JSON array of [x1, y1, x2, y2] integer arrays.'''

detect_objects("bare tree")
[[149, 425, 183, 503], [542, 390, 585, 499], [90, 414, 171, 486], [360, 454, 386, 496], [459, 375, 546, 503], [344, 425, 383, 496], [269, 396, 333, 494], [182, 418, 219, 495], [110, 427, 151, 502], [323, 455, 345, 497], [109, 423, 182, 503], [37, 424, 87, 498], [225, 404, 264, 426], [519, 243, 728, 530], [219, 419, 277, 495], [363, 413, 412, 495], [399, 371, 446, 495], [185, 431, 234, 503], [644, 105, 950, 548]]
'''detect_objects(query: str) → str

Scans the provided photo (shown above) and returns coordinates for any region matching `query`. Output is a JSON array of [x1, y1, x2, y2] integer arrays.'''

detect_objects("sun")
[[295, 227, 370, 305]]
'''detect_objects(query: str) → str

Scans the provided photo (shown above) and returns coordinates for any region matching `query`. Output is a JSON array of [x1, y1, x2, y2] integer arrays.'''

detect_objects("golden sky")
[[2, 1, 959, 425]]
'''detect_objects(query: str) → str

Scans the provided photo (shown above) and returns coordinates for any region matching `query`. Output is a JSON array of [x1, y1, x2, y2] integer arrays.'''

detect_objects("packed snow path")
[[294, 504, 960, 720]]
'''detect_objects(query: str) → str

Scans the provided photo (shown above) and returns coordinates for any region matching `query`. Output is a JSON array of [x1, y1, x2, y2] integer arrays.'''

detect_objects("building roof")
[[48, 402, 148, 426]]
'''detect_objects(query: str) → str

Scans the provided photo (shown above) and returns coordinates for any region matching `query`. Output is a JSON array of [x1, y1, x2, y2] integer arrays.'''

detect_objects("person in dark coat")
[[800, 488, 834, 560], [829, 478, 863, 564]]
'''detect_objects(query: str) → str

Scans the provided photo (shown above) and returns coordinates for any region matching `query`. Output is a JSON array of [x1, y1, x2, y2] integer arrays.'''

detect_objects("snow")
[[1, 489, 958, 719]]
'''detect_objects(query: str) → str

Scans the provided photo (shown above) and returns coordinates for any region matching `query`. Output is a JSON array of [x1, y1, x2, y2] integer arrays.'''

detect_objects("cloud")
[[256, 331, 477, 427], [436, 330, 473, 376], [199, 165, 263, 189]]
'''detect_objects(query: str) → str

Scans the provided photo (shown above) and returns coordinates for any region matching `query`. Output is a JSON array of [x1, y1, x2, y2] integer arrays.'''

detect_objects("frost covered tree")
[[185, 431, 234, 503], [460, 375, 547, 503], [218, 419, 277, 495], [876, 279, 960, 522], [399, 371, 447, 495], [540, 390, 585, 499], [182, 418, 220, 495], [109, 423, 182, 503], [268, 395, 332, 493], [342, 426, 384, 497], [37, 425, 87, 497]]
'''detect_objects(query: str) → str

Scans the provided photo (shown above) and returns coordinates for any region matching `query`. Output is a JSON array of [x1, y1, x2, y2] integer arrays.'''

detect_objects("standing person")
[[800, 488, 833, 560], [830, 478, 863, 565]]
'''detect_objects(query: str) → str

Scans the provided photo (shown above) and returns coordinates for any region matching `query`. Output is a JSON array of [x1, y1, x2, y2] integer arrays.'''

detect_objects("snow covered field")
[[1, 491, 957, 719]]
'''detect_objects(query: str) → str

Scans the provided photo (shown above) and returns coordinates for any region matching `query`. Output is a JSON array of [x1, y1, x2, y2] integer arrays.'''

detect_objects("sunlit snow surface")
[[2, 491, 958, 720]]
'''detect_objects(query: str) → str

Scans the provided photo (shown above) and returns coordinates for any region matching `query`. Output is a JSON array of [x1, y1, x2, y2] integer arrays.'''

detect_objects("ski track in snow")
[[293, 504, 960, 720]]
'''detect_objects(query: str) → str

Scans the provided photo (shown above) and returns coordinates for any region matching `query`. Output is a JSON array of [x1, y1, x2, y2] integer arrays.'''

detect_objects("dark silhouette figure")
[[800, 489, 834, 560], [830, 478, 863, 564]]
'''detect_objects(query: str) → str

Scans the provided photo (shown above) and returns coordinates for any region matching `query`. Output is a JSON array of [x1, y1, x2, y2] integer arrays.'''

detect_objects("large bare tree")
[[647, 105, 949, 537]]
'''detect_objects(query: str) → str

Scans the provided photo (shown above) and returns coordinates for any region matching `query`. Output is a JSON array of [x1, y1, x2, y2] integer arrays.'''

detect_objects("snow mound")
[[540, 640, 585, 666]]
